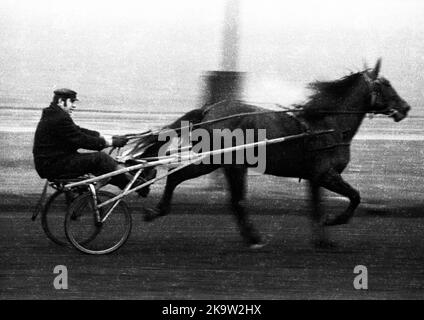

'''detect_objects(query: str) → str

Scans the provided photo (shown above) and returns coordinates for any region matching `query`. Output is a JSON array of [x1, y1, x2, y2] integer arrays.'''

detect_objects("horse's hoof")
[[143, 207, 162, 222], [249, 242, 266, 250], [241, 231, 263, 249]]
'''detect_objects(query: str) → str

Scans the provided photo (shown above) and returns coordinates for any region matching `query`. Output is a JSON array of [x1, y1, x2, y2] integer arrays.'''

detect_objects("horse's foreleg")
[[319, 169, 361, 226], [224, 166, 262, 247]]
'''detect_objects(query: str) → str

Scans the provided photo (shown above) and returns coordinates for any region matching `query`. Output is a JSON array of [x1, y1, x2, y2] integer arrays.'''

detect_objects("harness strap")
[[363, 72, 378, 108], [287, 111, 310, 133]]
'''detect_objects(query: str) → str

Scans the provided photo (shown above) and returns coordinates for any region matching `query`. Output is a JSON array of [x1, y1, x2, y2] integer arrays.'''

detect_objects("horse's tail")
[[127, 108, 206, 161]]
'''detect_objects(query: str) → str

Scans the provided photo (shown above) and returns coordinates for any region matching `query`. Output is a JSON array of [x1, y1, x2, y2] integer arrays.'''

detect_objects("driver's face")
[[58, 98, 77, 115]]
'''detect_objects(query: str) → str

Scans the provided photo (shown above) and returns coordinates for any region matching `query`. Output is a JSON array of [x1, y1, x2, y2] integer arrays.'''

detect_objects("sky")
[[0, 0, 423, 115]]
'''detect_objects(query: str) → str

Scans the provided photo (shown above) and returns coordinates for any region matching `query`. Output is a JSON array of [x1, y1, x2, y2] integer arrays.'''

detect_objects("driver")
[[33, 88, 156, 196]]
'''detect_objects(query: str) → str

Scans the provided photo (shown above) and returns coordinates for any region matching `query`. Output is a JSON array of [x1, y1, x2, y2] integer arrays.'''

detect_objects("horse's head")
[[363, 59, 411, 122]]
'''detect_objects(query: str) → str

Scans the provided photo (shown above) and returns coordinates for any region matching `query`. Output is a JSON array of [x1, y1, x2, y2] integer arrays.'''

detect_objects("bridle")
[[362, 72, 399, 117], [362, 71, 379, 108]]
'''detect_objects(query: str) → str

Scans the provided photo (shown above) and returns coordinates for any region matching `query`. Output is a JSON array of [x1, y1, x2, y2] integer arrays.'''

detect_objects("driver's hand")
[[112, 135, 129, 148]]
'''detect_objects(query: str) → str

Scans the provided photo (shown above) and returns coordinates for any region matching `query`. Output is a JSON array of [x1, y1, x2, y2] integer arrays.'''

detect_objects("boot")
[[135, 168, 157, 197]]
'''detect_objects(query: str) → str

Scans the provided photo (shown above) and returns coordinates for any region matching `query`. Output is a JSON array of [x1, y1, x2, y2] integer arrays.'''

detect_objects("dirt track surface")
[[1, 133, 424, 299], [2, 209, 424, 299]]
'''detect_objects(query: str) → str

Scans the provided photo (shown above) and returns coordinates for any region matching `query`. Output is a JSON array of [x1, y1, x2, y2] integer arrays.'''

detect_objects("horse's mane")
[[296, 71, 364, 117]]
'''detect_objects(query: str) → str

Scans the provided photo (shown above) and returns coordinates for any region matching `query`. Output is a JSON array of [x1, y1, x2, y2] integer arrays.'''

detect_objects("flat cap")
[[53, 88, 78, 101]]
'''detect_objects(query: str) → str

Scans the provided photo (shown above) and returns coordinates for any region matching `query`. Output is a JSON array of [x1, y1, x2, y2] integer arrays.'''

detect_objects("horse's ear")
[[370, 58, 382, 79]]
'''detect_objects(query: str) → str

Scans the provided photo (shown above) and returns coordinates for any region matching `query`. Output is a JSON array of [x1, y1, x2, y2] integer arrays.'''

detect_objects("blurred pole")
[[201, 0, 244, 107], [201, 0, 244, 189], [221, 0, 240, 71]]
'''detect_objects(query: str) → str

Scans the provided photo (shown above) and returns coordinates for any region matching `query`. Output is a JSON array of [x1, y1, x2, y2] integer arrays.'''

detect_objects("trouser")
[[42, 152, 130, 189]]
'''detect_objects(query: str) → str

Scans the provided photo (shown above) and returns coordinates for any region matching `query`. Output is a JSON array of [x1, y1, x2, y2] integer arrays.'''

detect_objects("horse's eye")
[[379, 79, 390, 87]]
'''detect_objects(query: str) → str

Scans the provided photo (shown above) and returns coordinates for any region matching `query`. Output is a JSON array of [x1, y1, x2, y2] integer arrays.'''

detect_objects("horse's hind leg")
[[308, 180, 331, 248], [319, 169, 361, 226], [143, 163, 219, 221], [223, 166, 262, 247]]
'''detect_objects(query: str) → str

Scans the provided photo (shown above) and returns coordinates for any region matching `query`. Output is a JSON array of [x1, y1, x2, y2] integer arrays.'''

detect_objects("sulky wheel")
[[41, 190, 79, 247], [65, 191, 132, 255]]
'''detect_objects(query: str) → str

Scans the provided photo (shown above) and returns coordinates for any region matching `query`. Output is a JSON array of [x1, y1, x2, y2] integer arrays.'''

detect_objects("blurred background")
[[1, 0, 422, 122]]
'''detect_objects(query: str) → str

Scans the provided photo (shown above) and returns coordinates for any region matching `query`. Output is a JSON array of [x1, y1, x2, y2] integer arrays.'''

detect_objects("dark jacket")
[[33, 103, 107, 177]]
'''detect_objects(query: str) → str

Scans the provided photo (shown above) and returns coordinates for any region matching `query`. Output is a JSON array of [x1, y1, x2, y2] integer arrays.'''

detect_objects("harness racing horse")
[[138, 59, 411, 248]]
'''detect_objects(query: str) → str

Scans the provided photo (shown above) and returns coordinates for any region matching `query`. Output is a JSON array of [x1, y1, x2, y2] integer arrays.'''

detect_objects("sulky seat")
[[48, 174, 92, 186]]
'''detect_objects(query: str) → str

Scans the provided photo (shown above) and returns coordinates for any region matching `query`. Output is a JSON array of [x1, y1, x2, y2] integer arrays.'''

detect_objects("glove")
[[112, 135, 128, 148]]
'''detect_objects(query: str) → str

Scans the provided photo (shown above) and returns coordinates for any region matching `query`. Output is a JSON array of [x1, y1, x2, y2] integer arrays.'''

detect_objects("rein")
[[125, 109, 297, 140], [312, 110, 388, 115]]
